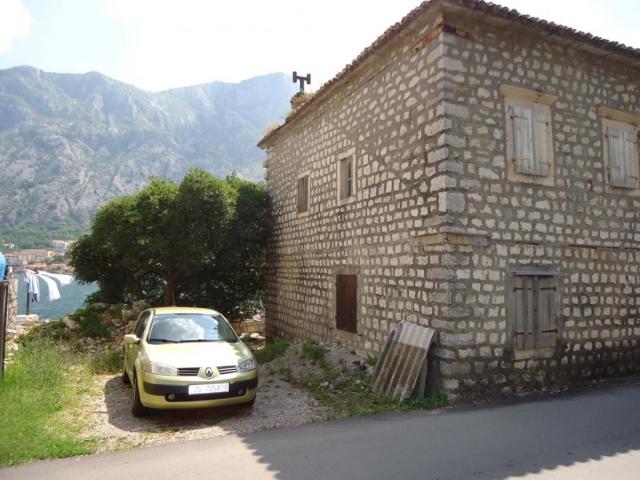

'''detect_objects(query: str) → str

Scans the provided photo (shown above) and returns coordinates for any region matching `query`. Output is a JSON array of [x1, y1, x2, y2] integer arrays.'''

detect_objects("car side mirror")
[[239, 332, 250, 341], [124, 334, 141, 345]]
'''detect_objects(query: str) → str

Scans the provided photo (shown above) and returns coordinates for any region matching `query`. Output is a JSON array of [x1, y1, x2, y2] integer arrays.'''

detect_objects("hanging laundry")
[[24, 269, 41, 302], [38, 274, 61, 302], [39, 271, 73, 287]]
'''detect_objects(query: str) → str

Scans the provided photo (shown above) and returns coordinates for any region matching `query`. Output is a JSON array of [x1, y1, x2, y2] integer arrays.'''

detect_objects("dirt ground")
[[80, 344, 359, 452]]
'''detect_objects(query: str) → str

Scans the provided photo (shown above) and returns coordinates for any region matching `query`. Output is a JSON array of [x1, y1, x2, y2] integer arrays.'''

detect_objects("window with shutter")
[[512, 105, 534, 175], [336, 274, 357, 333], [604, 120, 639, 189], [296, 175, 309, 213], [511, 272, 559, 351], [337, 149, 356, 202], [510, 103, 552, 177]]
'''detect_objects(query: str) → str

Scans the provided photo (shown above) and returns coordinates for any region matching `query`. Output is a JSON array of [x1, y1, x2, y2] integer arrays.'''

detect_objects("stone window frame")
[[500, 84, 558, 187], [296, 171, 311, 216], [336, 147, 357, 204], [599, 107, 640, 196], [505, 266, 561, 361]]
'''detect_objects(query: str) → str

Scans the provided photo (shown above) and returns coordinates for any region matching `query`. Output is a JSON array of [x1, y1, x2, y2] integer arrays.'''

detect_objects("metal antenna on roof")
[[292, 71, 311, 93]]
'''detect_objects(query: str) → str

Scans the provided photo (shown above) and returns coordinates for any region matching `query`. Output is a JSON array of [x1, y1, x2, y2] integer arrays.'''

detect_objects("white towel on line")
[[38, 274, 61, 302]]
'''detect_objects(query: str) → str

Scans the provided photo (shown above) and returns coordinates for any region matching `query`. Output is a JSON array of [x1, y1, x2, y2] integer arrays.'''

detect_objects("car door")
[[126, 311, 150, 374]]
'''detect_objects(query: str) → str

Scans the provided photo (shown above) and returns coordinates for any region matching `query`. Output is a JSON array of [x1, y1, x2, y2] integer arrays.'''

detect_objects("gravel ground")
[[81, 346, 339, 452]]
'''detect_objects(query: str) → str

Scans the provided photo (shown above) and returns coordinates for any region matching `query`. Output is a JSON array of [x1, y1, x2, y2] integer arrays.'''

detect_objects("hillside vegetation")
[[0, 66, 293, 232]]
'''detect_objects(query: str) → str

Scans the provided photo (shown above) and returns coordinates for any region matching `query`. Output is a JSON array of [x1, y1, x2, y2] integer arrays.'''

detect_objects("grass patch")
[[17, 320, 72, 345], [0, 339, 93, 467], [88, 348, 123, 374], [254, 339, 289, 364], [300, 341, 327, 364], [299, 361, 448, 418]]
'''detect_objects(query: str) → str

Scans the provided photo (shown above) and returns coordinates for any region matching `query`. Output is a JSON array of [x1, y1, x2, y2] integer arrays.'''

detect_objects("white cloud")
[[0, 0, 31, 54]]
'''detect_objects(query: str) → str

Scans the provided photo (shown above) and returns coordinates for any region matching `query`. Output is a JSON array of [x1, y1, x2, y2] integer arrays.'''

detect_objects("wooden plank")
[[512, 105, 534, 174], [514, 276, 525, 350], [623, 129, 639, 187], [608, 126, 624, 186], [345, 274, 357, 333], [523, 276, 535, 350], [532, 276, 541, 349], [533, 107, 551, 176]]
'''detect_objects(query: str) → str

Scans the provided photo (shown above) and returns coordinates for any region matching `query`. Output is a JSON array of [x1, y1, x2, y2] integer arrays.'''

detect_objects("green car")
[[122, 306, 258, 417]]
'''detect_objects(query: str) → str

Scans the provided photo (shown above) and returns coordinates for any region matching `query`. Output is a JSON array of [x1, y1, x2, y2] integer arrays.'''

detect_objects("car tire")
[[122, 364, 131, 385], [131, 371, 149, 418]]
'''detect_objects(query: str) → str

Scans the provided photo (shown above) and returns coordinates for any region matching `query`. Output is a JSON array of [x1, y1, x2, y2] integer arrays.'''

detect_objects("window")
[[335, 274, 357, 333], [509, 103, 552, 176], [603, 119, 639, 189], [501, 85, 557, 186], [509, 271, 559, 351], [337, 149, 356, 201], [134, 312, 150, 338], [296, 174, 309, 213]]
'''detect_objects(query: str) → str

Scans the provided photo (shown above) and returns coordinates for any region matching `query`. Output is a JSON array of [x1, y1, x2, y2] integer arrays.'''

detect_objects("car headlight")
[[238, 357, 257, 372], [143, 362, 178, 376]]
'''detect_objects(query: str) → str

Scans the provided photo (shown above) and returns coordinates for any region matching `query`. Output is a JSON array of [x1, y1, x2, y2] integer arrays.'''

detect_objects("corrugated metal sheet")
[[372, 321, 435, 401]]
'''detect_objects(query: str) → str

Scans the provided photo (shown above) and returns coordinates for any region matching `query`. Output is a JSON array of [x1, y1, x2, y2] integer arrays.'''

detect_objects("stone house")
[[258, 0, 640, 396]]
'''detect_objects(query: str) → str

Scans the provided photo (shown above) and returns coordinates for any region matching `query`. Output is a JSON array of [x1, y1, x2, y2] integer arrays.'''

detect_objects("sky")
[[0, 0, 639, 92]]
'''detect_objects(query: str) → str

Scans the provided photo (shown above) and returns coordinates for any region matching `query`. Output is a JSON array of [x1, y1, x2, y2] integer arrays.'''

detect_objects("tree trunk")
[[164, 274, 177, 306]]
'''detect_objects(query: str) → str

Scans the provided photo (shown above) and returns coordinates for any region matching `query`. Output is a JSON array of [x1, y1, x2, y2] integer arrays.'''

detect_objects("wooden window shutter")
[[532, 106, 551, 176], [536, 277, 558, 348], [336, 274, 357, 333], [512, 105, 535, 175], [297, 176, 308, 213], [607, 126, 625, 187], [622, 129, 639, 188], [513, 276, 534, 350], [512, 274, 559, 351]]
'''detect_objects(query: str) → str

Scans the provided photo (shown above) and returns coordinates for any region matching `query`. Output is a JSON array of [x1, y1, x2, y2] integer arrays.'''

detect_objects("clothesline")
[[24, 269, 74, 303]]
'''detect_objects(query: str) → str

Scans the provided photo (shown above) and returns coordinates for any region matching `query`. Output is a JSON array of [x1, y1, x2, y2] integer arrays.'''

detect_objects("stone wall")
[[264, 9, 455, 357], [263, 7, 640, 397], [428, 11, 640, 395]]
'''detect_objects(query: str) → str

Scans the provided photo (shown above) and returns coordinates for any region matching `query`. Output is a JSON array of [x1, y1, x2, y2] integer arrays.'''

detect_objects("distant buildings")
[[6, 249, 54, 267], [51, 240, 74, 254]]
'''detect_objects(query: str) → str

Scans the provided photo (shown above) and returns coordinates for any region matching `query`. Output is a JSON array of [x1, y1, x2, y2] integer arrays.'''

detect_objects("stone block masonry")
[[260, 2, 640, 397]]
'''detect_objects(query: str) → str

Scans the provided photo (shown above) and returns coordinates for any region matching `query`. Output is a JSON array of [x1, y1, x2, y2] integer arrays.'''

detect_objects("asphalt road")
[[3, 380, 640, 480]]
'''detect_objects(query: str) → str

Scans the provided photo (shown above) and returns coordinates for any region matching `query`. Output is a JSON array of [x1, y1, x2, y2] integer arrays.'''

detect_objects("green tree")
[[70, 169, 268, 315]]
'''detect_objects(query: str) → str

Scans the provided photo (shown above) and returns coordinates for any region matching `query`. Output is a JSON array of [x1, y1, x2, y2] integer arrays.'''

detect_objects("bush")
[[72, 306, 110, 338], [254, 339, 289, 364], [300, 341, 326, 364], [89, 348, 122, 374]]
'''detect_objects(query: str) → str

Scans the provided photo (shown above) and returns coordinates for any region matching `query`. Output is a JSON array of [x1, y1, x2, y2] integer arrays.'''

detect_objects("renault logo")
[[204, 367, 214, 377]]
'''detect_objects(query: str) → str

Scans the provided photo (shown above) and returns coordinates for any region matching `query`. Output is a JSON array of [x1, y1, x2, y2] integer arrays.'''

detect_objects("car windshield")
[[147, 313, 237, 343]]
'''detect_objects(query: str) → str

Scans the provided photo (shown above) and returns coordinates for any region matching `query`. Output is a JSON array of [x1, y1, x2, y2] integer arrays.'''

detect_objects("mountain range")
[[0, 66, 295, 228]]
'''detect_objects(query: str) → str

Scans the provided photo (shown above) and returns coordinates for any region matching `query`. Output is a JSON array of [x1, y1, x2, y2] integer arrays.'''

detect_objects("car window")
[[134, 312, 150, 338], [147, 313, 237, 343]]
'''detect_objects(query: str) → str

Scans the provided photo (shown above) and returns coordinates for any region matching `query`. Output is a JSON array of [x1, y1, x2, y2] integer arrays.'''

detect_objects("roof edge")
[[258, 0, 640, 149]]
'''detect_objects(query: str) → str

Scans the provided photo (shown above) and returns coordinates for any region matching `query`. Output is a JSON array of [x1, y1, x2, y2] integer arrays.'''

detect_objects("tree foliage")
[[69, 169, 268, 318]]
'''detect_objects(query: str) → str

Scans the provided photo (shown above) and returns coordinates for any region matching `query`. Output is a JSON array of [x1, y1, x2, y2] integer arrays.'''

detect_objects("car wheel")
[[131, 371, 149, 418], [122, 363, 131, 385]]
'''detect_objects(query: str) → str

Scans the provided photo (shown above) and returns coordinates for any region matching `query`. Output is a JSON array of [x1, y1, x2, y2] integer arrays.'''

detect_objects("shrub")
[[300, 341, 326, 364], [254, 339, 289, 364], [89, 348, 122, 374]]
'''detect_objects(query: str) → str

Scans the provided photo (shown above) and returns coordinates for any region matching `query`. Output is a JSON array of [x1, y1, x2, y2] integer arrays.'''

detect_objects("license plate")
[[188, 383, 229, 395]]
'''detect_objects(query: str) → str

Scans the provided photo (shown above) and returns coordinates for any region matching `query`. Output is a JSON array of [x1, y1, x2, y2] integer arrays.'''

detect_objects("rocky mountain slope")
[[0, 66, 294, 226]]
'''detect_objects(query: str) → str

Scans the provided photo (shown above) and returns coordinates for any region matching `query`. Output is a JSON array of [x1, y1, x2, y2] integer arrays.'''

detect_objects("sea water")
[[17, 278, 98, 320]]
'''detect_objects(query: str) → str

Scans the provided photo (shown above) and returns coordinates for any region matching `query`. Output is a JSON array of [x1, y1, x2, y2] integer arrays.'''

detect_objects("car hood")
[[144, 341, 252, 368]]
